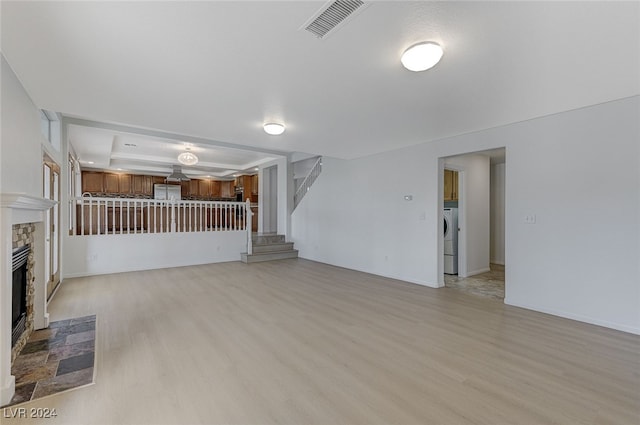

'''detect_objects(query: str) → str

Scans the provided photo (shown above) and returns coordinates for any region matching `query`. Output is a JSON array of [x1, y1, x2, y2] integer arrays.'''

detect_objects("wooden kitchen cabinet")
[[118, 174, 132, 194], [210, 181, 221, 198], [152, 176, 166, 185], [132, 175, 151, 195], [82, 171, 104, 193], [189, 180, 200, 197], [181, 181, 190, 198], [251, 174, 258, 195], [242, 176, 253, 197], [251, 206, 258, 230], [104, 173, 131, 194], [104, 173, 120, 193], [198, 180, 211, 197], [444, 169, 459, 201], [81, 171, 238, 200], [220, 181, 233, 198]]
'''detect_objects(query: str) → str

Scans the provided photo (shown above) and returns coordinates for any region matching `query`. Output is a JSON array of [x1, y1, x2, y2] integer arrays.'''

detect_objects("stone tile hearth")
[[3, 315, 96, 407]]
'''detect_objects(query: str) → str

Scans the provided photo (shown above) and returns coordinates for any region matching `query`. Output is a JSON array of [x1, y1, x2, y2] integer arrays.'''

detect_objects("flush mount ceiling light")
[[401, 42, 444, 72], [263, 123, 285, 136], [177, 149, 198, 166]]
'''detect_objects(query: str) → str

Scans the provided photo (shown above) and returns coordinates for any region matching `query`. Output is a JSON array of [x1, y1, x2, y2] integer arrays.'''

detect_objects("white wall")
[[64, 232, 247, 278], [0, 55, 52, 405], [445, 154, 491, 277], [292, 151, 438, 286], [490, 163, 506, 265], [0, 56, 44, 195], [292, 96, 640, 334]]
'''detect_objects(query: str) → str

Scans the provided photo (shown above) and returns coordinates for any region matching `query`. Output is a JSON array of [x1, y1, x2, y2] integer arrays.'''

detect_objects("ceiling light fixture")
[[401, 42, 444, 72], [177, 149, 198, 166], [263, 123, 285, 136]]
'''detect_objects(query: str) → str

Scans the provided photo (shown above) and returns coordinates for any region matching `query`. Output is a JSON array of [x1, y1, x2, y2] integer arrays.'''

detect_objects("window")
[[40, 110, 60, 151]]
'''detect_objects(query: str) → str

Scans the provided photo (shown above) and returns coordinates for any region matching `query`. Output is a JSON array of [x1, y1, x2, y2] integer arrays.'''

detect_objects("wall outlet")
[[524, 214, 537, 224]]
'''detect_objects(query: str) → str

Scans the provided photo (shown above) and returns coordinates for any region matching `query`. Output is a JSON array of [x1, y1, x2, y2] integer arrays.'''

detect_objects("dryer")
[[444, 208, 458, 274]]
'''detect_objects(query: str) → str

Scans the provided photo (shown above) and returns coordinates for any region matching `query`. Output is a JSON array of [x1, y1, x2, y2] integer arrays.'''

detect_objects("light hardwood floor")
[[5, 259, 639, 424]]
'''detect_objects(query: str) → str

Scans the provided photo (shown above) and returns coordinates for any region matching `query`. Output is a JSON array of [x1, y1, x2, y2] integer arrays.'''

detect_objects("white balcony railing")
[[70, 196, 251, 236]]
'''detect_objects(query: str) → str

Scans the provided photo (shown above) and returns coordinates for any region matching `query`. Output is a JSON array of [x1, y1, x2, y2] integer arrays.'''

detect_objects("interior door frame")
[[439, 148, 507, 296], [43, 153, 61, 297], [443, 164, 467, 278]]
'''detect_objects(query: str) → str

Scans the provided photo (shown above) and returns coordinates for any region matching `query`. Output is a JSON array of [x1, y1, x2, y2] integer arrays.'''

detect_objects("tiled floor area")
[[4, 315, 96, 407], [444, 264, 505, 299]]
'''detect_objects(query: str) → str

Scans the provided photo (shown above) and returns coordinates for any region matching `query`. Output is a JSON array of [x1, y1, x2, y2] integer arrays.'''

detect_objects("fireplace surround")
[[11, 244, 32, 349], [1, 193, 56, 406], [9, 224, 37, 363]]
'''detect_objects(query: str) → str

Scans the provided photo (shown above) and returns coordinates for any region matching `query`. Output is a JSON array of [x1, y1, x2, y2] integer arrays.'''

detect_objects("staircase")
[[293, 156, 322, 210], [241, 234, 298, 263]]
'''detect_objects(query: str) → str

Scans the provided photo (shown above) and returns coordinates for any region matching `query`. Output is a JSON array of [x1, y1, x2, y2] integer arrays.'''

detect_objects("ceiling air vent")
[[303, 0, 365, 39]]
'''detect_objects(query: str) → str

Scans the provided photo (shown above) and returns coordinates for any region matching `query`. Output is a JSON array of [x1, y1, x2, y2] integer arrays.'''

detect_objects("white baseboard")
[[0, 375, 15, 407], [298, 255, 441, 289], [504, 297, 640, 335], [463, 267, 491, 277]]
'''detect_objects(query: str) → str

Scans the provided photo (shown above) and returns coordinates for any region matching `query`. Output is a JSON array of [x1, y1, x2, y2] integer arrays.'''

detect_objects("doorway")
[[440, 148, 506, 300], [43, 154, 60, 299], [262, 165, 278, 234]]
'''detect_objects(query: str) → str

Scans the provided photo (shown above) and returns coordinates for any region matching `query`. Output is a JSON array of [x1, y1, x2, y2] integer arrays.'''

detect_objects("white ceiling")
[[2, 1, 639, 160], [68, 124, 278, 178]]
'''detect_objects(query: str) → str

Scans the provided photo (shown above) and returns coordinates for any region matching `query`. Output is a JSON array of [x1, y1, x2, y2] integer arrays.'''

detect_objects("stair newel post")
[[246, 199, 253, 255]]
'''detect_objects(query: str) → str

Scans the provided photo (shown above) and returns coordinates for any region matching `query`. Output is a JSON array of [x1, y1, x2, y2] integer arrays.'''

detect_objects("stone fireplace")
[[11, 224, 36, 363], [1, 194, 56, 406]]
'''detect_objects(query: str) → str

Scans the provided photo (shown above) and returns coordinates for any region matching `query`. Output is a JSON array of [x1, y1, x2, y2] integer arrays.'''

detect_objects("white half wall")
[[292, 96, 640, 334], [63, 232, 247, 278]]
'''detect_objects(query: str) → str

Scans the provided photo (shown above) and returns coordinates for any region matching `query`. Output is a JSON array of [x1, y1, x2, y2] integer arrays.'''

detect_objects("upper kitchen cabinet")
[[444, 169, 459, 201], [82, 171, 104, 193], [103, 173, 119, 193], [104, 173, 131, 194], [152, 176, 166, 186], [220, 181, 233, 198], [181, 181, 190, 197], [198, 180, 211, 197], [81, 171, 235, 200], [210, 181, 221, 198], [118, 174, 132, 194], [132, 175, 152, 195], [251, 174, 258, 196]]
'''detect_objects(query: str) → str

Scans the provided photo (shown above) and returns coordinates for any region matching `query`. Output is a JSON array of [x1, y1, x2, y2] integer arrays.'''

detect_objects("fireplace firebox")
[[11, 245, 30, 347]]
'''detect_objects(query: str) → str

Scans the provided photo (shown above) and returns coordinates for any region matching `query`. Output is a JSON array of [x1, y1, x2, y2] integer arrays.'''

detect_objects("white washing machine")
[[444, 208, 458, 274]]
